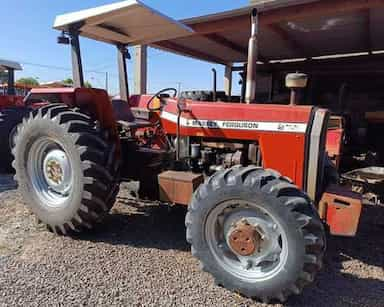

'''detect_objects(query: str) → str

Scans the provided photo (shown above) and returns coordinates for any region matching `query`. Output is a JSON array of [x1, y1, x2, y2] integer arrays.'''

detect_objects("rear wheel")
[[186, 166, 325, 302], [13, 104, 120, 234], [0, 107, 31, 172]]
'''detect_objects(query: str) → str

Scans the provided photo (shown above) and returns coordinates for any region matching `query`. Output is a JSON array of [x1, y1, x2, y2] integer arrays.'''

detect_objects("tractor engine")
[[119, 124, 261, 199], [177, 139, 260, 175]]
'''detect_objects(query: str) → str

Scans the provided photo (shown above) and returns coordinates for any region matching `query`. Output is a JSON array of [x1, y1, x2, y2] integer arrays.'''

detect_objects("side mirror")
[[57, 32, 70, 45], [124, 49, 131, 60]]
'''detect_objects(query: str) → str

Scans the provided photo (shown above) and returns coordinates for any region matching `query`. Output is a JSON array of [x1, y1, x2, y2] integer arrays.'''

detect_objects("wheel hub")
[[46, 160, 63, 184], [205, 201, 287, 281], [228, 220, 262, 256], [42, 149, 71, 195]]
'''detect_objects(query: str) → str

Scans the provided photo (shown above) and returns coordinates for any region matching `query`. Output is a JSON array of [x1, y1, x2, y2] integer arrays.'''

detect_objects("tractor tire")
[[186, 166, 325, 303], [0, 107, 31, 172], [12, 104, 120, 235]]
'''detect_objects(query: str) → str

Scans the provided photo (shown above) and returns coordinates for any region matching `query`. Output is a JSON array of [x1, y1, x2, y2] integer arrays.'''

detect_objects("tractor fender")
[[25, 87, 120, 156]]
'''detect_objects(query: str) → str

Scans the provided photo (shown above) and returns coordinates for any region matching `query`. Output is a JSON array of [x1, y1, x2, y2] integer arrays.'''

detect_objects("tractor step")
[[158, 171, 204, 205]]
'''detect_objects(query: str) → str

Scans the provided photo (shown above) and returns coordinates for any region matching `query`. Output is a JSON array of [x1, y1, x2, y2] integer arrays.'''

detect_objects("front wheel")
[[186, 166, 325, 303]]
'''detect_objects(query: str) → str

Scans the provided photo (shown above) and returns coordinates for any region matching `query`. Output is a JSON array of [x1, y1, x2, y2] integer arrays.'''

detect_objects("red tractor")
[[0, 59, 31, 171], [11, 2, 365, 303]]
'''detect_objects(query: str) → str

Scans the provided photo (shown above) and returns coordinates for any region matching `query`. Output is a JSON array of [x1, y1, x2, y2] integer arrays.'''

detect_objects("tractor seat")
[[112, 99, 153, 129]]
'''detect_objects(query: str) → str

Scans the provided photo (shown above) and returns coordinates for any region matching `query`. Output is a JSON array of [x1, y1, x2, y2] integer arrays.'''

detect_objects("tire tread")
[[186, 166, 326, 302], [13, 104, 120, 235]]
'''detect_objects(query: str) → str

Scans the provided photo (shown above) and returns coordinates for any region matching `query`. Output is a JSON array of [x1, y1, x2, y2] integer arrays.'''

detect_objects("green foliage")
[[84, 81, 93, 88], [62, 78, 92, 88], [16, 77, 40, 86], [62, 78, 74, 86]]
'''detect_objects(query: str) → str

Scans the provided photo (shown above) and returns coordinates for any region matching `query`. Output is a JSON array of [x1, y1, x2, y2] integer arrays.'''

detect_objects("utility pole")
[[176, 82, 182, 96]]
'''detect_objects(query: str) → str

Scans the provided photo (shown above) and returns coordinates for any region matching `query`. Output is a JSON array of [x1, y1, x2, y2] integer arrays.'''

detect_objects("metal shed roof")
[[54, 0, 384, 64], [153, 0, 384, 64], [0, 59, 22, 71]]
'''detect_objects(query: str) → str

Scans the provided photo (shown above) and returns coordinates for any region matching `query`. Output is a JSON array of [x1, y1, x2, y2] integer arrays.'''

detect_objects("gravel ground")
[[0, 174, 383, 307]]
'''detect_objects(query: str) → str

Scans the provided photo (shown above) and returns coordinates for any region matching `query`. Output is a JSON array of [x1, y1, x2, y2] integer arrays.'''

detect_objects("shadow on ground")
[[0, 173, 17, 193], [74, 195, 384, 306], [287, 203, 384, 307], [75, 196, 190, 251]]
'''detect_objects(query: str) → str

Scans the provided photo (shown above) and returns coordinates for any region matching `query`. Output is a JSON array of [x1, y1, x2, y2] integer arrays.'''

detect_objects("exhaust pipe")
[[245, 8, 258, 104], [212, 68, 217, 102]]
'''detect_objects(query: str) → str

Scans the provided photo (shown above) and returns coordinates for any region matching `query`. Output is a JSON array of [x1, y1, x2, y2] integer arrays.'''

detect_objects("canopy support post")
[[7, 68, 15, 95], [69, 26, 84, 88], [117, 44, 130, 102]]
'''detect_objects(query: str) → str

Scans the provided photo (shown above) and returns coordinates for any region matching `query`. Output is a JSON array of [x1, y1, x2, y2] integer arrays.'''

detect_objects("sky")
[[1, 0, 249, 95]]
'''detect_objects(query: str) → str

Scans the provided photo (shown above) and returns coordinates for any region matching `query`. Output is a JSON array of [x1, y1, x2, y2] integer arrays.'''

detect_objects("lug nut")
[[245, 260, 253, 270]]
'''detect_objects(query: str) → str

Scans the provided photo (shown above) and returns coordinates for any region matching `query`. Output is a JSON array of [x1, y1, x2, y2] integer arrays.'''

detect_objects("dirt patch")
[[0, 178, 383, 306]]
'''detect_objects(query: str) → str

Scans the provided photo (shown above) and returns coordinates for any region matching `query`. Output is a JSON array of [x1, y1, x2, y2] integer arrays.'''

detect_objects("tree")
[[84, 81, 93, 88], [62, 78, 92, 88], [17, 77, 39, 86], [62, 78, 73, 86]]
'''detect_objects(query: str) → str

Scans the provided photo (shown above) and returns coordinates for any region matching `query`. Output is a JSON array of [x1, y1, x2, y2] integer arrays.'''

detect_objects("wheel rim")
[[205, 199, 288, 282], [27, 137, 73, 208], [9, 126, 18, 149]]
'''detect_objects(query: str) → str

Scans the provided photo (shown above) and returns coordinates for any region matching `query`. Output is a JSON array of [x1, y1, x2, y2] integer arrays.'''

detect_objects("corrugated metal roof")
[[52, 0, 384, 64], [153, 0, 384, 64], [182, 0, 319, 24]]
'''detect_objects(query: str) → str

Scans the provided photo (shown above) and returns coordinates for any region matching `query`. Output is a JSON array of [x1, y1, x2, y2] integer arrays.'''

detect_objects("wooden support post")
[[224, 64, 232, 97], [133, 45, 148, 95]]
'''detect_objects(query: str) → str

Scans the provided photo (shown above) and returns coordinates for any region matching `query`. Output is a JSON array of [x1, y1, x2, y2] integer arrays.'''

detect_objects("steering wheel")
[[147, 88, 177, 112]]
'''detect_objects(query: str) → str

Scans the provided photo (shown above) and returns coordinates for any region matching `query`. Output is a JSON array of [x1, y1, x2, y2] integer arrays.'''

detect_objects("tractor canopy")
[[53, 0, 194, 46], [0, 59, 22, 72]]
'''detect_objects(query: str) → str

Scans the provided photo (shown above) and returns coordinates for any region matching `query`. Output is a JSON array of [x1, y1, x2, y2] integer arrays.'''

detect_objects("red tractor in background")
[[10, 2, 368, 303], [0, 59, 31, 171]]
